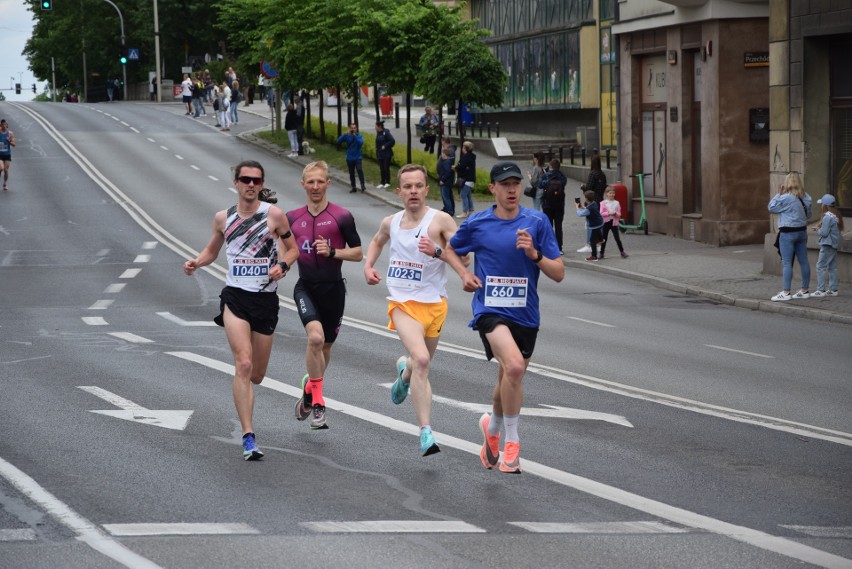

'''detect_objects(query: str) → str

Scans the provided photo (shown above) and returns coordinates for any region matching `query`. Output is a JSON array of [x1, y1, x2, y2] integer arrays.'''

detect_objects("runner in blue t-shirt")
[[443, 161, 564, 474]]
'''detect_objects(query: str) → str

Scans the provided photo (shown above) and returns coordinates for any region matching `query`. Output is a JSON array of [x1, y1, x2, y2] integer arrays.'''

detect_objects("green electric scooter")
[[619, 172, 649, 235]]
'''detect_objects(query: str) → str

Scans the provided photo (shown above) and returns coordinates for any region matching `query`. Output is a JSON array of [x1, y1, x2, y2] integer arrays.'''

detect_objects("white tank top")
[[386, 208, 447, 303], [223, 202, 279, 292]]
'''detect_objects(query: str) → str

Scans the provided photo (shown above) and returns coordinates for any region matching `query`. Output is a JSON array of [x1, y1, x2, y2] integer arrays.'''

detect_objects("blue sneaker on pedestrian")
[[242, 432, 264, 461], [420, 427, 440, 456], [391, 356, 410, 405]]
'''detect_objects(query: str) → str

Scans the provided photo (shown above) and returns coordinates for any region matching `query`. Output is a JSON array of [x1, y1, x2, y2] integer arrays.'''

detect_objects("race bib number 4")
[[387, 259, 423, 289], [484, 276, 528, 307], [230, 257, 270, 286]]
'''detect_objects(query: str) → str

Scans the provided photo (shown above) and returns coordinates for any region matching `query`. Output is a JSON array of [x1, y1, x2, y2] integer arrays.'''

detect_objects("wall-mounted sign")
[[744, 52, 769, 68], [749, 108, 769, 142], [642, 55, 667, 104]]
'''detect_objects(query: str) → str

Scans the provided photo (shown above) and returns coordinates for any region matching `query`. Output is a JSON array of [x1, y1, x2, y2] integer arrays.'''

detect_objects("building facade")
[[614, 0, 770, 246]]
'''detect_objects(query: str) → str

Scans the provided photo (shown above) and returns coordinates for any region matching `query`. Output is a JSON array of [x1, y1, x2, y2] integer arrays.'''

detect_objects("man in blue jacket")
[[337, 124, 366, 193]]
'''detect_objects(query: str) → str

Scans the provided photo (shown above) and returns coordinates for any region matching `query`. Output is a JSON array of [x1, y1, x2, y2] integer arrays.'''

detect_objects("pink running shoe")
[[499, 442, 522, 474], [478, 413, 500, 469]]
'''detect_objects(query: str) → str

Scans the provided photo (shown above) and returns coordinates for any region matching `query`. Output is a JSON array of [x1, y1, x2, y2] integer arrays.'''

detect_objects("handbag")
[[773, 231, 781, 256], [524, 185, 536, 198], [419, 136, 426, 144]]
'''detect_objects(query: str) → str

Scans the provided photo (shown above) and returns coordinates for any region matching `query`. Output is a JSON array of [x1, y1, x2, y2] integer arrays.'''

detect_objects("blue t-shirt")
[[450, 206, 560, 329]]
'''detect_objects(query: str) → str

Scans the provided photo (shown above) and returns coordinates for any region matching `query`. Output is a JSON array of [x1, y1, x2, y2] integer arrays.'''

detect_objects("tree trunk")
[[319, 91, 325, 142], [406, 92, 412, 164], [336, 84, 342, 141], [374, 84, 380, 122]]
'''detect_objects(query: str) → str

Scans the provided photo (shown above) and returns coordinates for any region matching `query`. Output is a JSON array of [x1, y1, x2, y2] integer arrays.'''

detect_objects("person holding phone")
[[337, 123, 366, 193]]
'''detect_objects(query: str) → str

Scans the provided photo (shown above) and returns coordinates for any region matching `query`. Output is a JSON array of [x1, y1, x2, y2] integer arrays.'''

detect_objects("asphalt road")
[[0, 101, 850, 569]]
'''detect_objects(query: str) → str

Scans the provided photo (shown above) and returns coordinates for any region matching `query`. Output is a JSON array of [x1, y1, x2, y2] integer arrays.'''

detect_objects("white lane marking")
[[130, 127, 139, 133], [104, 523, 259, 537], [120, 268, 141, 278], [228, 187, 236, 194], [166, 351, 852, 569], [134, 255, 151, 263], [208, 175, 219, 181], [142, 241, 157, 250], [510, 521, 690, 534], [96, 248, 110, 256], [423, 391, 632, 427], [190, 165, 200, 170], [528, 362, 852, 447], [104, 283, 126, 293], [301, 521, 485, 533], [82, 316, 108, 326], [120, 121, 129, 127], [78, 385, 193, 431], [108, 332, 153, 343], [156, 312, 217, 327], [146, 137, 155, 143], [174, 155, 183, 160], [159, 145, 168, 151], [704, 344, 774, 359], [567, 316, 616, 328], [89, 299, 114, 310], [782, 526, 852, 539], [0, 456, 164, 568], [0, 529, 37, 541], [111, 116, 120, 122]]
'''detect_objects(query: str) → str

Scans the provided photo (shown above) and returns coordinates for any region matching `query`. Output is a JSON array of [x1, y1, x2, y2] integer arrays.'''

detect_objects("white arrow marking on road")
[[78, 386, 193, 431], [379, 384, 632, 427], [157, 311, 218, 327]]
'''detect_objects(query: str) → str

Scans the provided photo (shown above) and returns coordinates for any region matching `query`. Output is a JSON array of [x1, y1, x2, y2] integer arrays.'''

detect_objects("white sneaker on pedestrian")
[[810, 290, 827, 298], [826, 290, 839, 296], [791, 290, 810, 299], [577, 245, 592, 253], [376, 184, 384, 189], [771, 291, 792, 302]]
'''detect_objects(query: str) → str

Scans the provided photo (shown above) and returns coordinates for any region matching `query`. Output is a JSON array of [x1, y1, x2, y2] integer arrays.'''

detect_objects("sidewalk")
[[238, 102, 852, 327]]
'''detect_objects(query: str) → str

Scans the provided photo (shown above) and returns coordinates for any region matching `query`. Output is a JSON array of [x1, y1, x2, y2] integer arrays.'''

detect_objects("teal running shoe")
[[391, 356, 410, 405], [420, 427, 441, 456], [242, 432, 264, 461]]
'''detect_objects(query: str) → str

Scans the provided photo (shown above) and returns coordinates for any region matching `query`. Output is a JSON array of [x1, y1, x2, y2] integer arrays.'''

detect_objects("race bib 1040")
[[484, 275, 528, 307], [230, 257, 270, 286]]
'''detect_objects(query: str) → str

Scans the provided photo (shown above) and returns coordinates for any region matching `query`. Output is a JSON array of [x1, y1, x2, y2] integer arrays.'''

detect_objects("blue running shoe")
[[242, 432, 264, 461], [391, 356, 410, 405], [420, 427, 441, 456]]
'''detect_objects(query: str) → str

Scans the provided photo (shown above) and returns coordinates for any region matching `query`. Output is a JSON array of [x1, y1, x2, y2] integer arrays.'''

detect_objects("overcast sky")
[[0, 1, 39, 102]]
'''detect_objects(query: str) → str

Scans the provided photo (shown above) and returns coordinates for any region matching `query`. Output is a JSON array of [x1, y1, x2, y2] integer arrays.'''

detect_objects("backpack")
[[542, 173, 565, 204], [213, 98, 220, 111]]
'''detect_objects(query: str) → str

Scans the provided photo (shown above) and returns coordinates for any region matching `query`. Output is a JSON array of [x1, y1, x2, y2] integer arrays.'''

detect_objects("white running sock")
[[488, 413, 504, 437], [503, 415, 520, 443]]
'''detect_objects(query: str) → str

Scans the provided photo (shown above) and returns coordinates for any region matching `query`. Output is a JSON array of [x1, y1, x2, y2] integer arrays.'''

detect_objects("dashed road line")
[[88, 300, 114, 310], [133, 255, 151, 263], [103, 523, 258, 537], [120, 268, 141, 278], [104, 283, 126, 293], [704, 344, 774, 359], [108, 332, 153, 343], [301, 521, 485, 533], [509, 521, 690, 534], [82, 316, 108, 326]]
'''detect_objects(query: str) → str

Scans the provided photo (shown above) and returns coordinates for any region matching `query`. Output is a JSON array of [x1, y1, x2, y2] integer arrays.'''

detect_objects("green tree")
[[415, 24, 506, 144]]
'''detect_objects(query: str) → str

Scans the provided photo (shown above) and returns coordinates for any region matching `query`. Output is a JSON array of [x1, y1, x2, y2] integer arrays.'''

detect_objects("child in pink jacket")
[[599, 186, 628, 259]]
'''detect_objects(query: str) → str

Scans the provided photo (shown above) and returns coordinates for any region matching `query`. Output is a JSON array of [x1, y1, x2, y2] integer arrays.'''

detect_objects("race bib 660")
[[484, 276, 528, 307]]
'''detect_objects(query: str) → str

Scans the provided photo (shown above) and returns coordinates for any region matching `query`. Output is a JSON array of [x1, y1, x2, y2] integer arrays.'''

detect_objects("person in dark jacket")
[[337, 124, 366, 193], [437, 146, 456, 216], [540, 159, 568, 254], [576, 190, 604, 261], [285, 103, 299, 157], [582, 155, 607, 203], [453, 141, 476, 218], [374, 121, 395, 188]]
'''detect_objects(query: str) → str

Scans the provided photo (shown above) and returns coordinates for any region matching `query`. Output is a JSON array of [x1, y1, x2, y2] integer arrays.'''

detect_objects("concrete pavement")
[[235, 101, 852, 327]]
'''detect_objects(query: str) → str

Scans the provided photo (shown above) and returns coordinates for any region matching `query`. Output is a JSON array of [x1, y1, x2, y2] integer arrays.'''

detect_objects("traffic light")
[[41, 0, 52, 10], [15, 83, 21, 95], [120, 50, 127, 65], [32, 84, 37, 93]]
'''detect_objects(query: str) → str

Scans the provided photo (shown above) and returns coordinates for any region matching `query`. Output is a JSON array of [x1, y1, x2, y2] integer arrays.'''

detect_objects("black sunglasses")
[[237, 176, 263, 186]]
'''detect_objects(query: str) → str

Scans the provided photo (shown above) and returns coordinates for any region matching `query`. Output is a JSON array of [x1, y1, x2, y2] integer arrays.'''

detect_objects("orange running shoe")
[[498, 441, 521, 474], [478, 413, 500, 469]]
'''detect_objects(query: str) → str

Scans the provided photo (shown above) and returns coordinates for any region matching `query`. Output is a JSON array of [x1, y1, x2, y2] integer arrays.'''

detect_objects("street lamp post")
[[102, 0, 127, 101]]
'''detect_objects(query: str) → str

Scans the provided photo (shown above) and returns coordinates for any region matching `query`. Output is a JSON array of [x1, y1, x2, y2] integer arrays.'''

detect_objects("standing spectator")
[[768, 171, 812, 301], [226, 67, 236, 88], [811, 194, 843, 297], [296, 91, 307, 154], [337, 123, 366, 193], [230, 80, 241, 124], [0, 119, 16, 191], [440, 136, 457, 162], [599, 186, 628, 259], [419, 106, 439, 154], [437, 147, 456, 216], [541, 159, 568, 254], [180, 74, 193, 115], [191, 74, 206, 117], [582, 154, 608, 202], [441, 161, 565, 473], [150, 76, 157, 101], [285, 103, 299, 157], [453, 141, 476, 218], [203, 70, 214, 105], [106, 78, 115, 102], [257, 74, 267, 102], [576, 189, 604, 261], [375, 121, 395, 188], [527, 152, 546, 211], [216, 82, 231, 131]]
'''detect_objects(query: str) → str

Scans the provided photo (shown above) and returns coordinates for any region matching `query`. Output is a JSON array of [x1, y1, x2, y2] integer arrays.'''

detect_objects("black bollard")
[[547, 145, 553, 161], [559, 147, 564, 162], [395, 103, 400, 129], [479, 121, 483, 138], [606, 149, 611, 169], [570, 146, 575, 165], [496, 122, 500, 137], [581, 147, 586, 166], [487, 122, 491, 138], [447, 121, 452, 136]]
